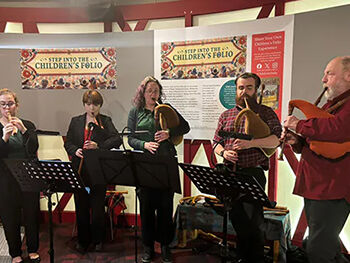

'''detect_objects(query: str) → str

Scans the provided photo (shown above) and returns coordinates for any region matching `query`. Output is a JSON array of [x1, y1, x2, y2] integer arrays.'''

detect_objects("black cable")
[[211, 139, 225, 167]]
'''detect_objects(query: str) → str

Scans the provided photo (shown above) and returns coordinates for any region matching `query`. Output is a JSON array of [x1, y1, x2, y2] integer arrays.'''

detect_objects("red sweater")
[[293, 89, 350, 203]]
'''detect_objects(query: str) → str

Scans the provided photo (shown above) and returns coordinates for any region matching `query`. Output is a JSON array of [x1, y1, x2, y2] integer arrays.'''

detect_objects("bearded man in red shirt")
[[283, 56, 350, 263]]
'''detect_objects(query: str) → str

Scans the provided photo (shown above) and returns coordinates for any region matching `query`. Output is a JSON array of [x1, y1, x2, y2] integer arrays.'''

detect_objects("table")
[[173, 203, 291, 263]]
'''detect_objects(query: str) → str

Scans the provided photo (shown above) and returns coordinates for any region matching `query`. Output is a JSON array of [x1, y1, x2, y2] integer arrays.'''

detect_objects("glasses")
[[0, 101, 16, 108], [145, 89, 159, 94]]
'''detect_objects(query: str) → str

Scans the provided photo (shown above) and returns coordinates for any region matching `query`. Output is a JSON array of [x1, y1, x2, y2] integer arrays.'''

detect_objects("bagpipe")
[[154, 102, 183, 145], [279, 87, 350, 160], [233, 84, 278, 157]]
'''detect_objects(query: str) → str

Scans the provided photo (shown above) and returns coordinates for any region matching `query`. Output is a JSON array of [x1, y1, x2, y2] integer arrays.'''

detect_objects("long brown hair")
[[133, 76, 163, 109]]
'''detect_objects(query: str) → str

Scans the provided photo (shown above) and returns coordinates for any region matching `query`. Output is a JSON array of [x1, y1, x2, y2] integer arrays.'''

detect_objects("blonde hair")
[[0, 88, 18, 105]]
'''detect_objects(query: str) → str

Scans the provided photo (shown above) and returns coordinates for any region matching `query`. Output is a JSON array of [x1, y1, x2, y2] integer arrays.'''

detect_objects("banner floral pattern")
[[161, 36, 246, 80], [20, 47, 117, 89]]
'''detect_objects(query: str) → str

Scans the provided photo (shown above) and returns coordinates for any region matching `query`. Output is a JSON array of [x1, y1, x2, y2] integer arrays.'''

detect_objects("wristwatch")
[[219, 149, 225, 157]]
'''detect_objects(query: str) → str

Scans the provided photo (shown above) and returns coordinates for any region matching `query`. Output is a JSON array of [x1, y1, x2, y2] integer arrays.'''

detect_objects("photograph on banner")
[[259, 77, 280, 110], [161, 36, 247, 80], [20, 47, 117, 90]]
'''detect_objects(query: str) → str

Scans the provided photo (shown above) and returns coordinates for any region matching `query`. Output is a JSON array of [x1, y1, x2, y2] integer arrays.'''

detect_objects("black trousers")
[[229, 166, 266, 263], [73, 184, 106, 247], [138, 187, 174, 248], [0, 173, 40, 258], [304, 198, 350, 263]]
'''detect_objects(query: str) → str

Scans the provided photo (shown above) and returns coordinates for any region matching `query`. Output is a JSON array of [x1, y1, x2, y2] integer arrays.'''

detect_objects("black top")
[[64, 113, 122, 173], [127, 104, 190, 156], [0, 119, 38, 194], [0, 119, 38, 159]]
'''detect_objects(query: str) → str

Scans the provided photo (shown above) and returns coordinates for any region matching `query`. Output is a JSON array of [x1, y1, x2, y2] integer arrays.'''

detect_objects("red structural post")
[[23, 22, 39, 33], [134, 19, 149, 31]]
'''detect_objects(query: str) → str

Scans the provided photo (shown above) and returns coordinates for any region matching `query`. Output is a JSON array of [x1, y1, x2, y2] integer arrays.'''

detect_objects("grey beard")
[[324, 88, 336, 100]]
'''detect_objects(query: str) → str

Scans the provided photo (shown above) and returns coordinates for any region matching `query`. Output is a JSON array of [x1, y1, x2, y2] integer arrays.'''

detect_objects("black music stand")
[[3, 158, 85, 263], [179, 163, 275, 263], [84, 149, 180, 193], [35, 130, 60, 136], [83, 149, 181, 263]]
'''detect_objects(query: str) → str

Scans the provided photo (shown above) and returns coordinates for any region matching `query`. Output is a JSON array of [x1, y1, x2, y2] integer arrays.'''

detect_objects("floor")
[[34, 223, 222, 263], [2, 223, 350, 263], [0, 226, 24, 263]]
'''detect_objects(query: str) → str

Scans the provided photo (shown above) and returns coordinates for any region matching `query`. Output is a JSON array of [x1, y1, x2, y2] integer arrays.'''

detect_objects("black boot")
[[141, 245, 154, 263], [161, 245, 172, 263], [94, 242, 103, 252], [75, 242, 88, 254]]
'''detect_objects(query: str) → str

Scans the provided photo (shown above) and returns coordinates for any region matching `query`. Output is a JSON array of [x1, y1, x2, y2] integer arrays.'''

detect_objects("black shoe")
[[141, 246, 154, 263], [75, 243, 88, 254], [94, 242, 103, 252], [28, 257, 41, 263], [161, 245, 172, 263]]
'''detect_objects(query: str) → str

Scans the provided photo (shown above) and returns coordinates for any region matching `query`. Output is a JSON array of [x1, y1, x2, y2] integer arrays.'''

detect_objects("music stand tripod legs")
[[179, 163, 275, 263], [3, 159, 85, 263], [42, 188, 55, 263], [83, 149, 181, 263], [216, 195, 233, 263]]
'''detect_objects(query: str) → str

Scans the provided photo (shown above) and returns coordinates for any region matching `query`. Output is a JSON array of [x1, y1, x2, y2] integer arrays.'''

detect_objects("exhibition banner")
[[20, 47, 117, 89], [161, 36, 247, 80], [252, 31, 285, 116], [155, 16, 294, 139]]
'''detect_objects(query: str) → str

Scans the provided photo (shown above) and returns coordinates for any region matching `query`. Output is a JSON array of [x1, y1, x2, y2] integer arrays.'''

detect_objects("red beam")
[[120, 23, 132, 32], [114, 6, 132, 32], [292, 209, 307, 246], [120, 0, 297, 21], [0, 0, 297, 24], [284, 145, 299, 175], [0, 21, 5, 32], [53, 193, 72, 213], [184, 139, 206, 197], [257, 4, 274, 19], [104, 21, 112, 32], [185, 11, 193, 27], [23, 22, 39, 33], [183, 139, 192, 197], [134, 19, 148, 31], [0, 7, 90, 23], [50, 193, 73, 224], [268, 152, 278, 202], [275, 2, 286, 16]]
